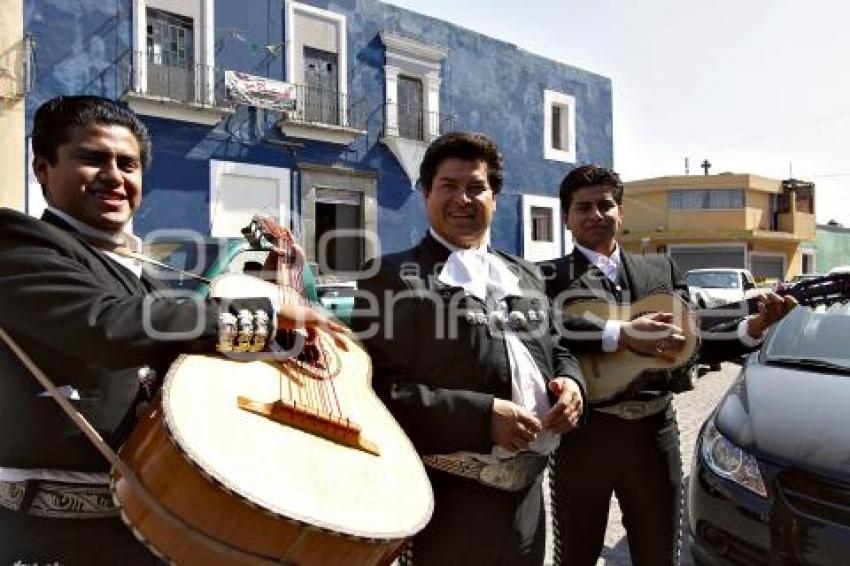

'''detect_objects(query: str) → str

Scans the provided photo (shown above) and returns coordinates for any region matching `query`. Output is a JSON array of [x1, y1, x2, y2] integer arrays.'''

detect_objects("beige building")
[[0, 0, 27, 211], [619, 173, 815, 282]]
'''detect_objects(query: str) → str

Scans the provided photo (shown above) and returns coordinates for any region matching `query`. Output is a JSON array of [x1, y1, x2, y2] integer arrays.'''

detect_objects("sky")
[[384, 0, 850, 224]]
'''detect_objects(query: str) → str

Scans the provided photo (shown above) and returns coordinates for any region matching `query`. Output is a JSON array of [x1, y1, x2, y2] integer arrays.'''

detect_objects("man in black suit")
[[542, 164, 796, 566], [0, 95, 343, 564], [351, 132, 585, 565]]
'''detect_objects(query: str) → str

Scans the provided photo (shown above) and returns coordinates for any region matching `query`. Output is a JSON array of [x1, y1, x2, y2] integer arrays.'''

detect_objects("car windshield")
[[764, 303, 850, 370], [686, 272, 740, 289]]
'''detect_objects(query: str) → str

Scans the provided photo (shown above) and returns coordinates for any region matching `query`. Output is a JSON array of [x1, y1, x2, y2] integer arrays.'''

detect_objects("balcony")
[[778, 211, 816, 240], [275, 83, 367, 145], [381, 102, 455, 143], [118, 50, 233, 125], [380, 103, 455, 183]]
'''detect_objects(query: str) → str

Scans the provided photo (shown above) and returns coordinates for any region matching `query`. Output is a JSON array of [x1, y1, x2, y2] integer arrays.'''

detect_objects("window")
[[543, 90, 576, 162], [531, 206, 554, 242], [285, 2, 348, 130], [303, 47, 340, 125], [669, 189, 744, 210], [522, 195, 561, 262], [129, 0, 220, 123], [146, 8, 194, 101], [397, 76, 424, 140], [380, 32, 447, 142]]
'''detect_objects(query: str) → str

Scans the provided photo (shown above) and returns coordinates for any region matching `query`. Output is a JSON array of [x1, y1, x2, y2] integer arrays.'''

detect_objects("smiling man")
[[0, 95, 343, 564], [352, 132, 585, 565]]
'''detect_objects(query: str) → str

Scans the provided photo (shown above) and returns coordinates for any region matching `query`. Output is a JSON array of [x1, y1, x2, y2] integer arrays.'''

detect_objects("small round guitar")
[[563, 292, 700, 402]]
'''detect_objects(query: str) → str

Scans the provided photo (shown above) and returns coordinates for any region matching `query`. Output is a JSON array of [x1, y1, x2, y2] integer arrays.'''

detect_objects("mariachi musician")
[[352, 132, 586, 565], [541, 164, 796, 566], [0, 95, 344, 563]]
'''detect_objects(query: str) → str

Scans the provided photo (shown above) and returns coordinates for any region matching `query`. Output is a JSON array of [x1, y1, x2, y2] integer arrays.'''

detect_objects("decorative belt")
[[0, 479, 118, 519], [593, 395, 670, 420], [422, 451, 549, 492]]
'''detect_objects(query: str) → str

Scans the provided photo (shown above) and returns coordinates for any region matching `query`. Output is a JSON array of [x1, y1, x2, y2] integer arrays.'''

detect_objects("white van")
[[685, 268, 757, 307]]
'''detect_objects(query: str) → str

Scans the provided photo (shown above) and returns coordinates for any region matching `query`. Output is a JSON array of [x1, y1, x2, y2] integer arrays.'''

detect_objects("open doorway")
[[314, 188, 363, 274]]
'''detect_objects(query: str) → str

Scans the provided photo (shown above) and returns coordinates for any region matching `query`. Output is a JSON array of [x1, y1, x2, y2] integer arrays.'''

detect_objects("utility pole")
[[701, 159, 712, 175]]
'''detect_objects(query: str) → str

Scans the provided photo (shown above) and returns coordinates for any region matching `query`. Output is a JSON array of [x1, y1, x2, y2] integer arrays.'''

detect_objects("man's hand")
[[746, 292, 798, 339], [619, 312, 686, 361], [277, 303, 350, 350], [543, 378, 583, 434], [491, 399, 543, 452]]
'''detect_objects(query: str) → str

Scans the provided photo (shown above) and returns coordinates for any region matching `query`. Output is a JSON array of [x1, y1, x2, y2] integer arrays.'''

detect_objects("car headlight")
[[700, 419, 767, 497]]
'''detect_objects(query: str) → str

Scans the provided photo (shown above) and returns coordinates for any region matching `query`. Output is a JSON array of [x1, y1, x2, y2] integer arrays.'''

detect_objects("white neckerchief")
[[430, 229, 559, 458], [48, 206, 143, 278], [575, 241, 622, 285]]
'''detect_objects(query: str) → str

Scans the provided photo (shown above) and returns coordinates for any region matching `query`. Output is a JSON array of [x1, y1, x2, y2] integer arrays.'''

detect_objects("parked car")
[[687, 303, 850, 565], [685, 268, 758, 307], [144, 237, 354, 324]]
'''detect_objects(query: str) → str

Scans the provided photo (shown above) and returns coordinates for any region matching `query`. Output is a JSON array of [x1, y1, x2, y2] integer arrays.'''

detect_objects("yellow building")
[[0, 0, 27, 211], [620, 173, 815, 282]]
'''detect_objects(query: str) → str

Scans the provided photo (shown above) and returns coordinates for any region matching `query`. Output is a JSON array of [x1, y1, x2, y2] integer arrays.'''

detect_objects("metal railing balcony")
[[382, 103, 455, 142], [118, 50, 228, 108], [277, 83, 367, 131]]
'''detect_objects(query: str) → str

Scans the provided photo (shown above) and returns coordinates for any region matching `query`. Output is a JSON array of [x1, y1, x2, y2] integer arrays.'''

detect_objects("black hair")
[[418, 131, 503, 193]]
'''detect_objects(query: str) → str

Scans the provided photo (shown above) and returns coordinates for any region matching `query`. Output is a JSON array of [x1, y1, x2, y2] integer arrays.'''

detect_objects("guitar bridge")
[[237, 397, 380, 456]]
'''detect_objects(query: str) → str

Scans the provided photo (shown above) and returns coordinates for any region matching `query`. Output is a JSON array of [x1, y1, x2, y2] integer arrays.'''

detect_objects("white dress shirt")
[[431, 229, 560, 459]]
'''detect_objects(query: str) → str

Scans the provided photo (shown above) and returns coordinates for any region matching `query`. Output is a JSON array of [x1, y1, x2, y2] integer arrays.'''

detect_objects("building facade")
[[21, 0, 613, 272], [0, 0, 28, 210], [812, 222, 850, 274], [620, 174, 816, 282]]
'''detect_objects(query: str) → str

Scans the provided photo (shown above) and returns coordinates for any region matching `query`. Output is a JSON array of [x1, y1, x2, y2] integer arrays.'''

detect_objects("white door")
[[210, 160, 290, 237]]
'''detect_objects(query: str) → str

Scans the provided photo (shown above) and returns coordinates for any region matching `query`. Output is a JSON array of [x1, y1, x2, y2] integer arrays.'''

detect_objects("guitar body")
[[564, 292, 700, 402], [112, 274, 434, 565]]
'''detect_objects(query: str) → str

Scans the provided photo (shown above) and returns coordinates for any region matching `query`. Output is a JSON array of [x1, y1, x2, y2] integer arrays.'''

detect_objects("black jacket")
[[351, 233, 585, 455], [540, 249, 756, 396], [0, 208, 269, 470]]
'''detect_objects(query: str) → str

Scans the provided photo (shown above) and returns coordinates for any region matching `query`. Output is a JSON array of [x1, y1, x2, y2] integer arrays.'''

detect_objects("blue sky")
[[385, 0, 850, 224]]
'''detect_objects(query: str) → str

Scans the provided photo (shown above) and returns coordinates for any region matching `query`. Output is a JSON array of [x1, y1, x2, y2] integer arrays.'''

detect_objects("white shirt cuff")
[[738, 318, 764, 347], [602, 320, 622, 353]]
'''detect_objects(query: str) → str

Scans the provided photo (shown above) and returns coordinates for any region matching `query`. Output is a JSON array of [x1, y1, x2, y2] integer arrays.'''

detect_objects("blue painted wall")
[[24, 0, 613, 256]]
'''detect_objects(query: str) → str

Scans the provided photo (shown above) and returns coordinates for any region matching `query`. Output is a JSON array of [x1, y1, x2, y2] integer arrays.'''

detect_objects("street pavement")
[[542, 362, 741, 566]]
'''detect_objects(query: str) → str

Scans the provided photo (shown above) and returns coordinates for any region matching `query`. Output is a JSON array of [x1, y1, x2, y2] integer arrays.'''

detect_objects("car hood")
[[701, 288, 743, 305], [716, 362, 850, 483]]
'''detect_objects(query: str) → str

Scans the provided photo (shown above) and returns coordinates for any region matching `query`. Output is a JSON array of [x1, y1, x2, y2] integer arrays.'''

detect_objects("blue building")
[[23, 0, 612, 271]]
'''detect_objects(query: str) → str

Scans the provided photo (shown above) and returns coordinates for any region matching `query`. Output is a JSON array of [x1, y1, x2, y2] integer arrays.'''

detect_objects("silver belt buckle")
[[479, 452, 548, 492]]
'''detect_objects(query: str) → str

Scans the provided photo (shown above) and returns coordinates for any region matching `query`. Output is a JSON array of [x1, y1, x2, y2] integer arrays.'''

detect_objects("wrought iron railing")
[[118, 50, 228, 108], [277, 83, 367, 131], [382, 102, 455, 142]]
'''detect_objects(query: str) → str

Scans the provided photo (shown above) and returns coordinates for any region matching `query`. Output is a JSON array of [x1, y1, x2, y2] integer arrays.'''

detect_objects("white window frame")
[[285, 1, 347, 111], [379, 31, 447, 142], [130, 0, 220, 124], [543, 89, 576, 163], [522, 194, 562, 262], [801, 249, 816, 274], [209, 160, 291, 237]]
